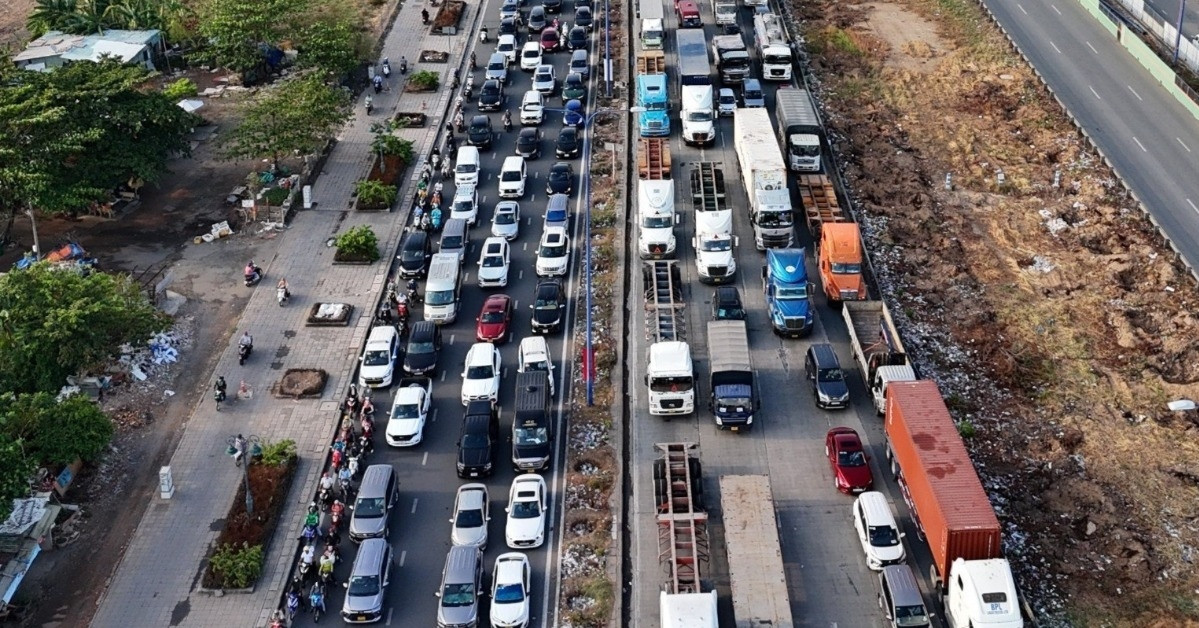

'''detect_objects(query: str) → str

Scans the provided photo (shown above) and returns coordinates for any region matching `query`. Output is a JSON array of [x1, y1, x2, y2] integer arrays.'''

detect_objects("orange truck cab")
[[818, 223, 865, 303]]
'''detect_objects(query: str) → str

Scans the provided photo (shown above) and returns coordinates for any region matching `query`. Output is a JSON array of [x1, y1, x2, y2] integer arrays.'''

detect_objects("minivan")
[[454, 146, 481, 186], [805, 343, 849, 409], [543, 193, 570, 230], [853, 491, 905, 570], [397, 230, 432, 278], [424, 252, 462, 324], [485, 52, 509, 83], [569, 49, 589, 79], [439, 218, 469, 263], [341, 538, 392, 623], [403, 321, 442, 375], [878, 564, 931, 628], [457, 401, 499, 478], [436, 545, 484, 628], [349, 464, 399, 541], [742, 78, 765, 108], [499, 156, 528, 199], [518, 335, 556, 397], [358, 325, 400, 388]]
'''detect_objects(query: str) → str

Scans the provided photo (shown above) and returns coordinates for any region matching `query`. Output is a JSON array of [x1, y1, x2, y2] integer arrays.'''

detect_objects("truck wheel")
[[890, 456, 899, 479]]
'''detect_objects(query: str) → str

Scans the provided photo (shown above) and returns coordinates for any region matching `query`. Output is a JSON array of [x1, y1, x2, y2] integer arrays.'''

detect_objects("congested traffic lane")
[[286, 0, 601, 623]]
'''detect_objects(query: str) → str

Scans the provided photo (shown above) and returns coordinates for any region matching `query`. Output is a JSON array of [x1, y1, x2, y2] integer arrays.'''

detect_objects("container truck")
[[774, 87, 823, 172], [843, 300, 913, 415], [733, 109, 794, 249], [885, 381, 1024, 628], [707, 321, 755, 431], [638, 180, 677, 258], [753, 13, 793, 81], [711, 35, 751, 84], [817, 222, 865, 303], [676, 30, 712, 86], [720, 475, 794, 627], [639, 0, 665, 49], [644, 263, 693, 417], [762, 248, 814, 338]]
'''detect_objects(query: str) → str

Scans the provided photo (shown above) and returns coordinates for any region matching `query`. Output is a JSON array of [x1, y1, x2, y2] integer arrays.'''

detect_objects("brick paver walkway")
[[89, 3, 479, 626]]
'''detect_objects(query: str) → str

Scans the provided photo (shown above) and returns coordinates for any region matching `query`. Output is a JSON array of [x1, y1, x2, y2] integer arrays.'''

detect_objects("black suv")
[[478, 79, 504, 112], [542, 0, 562, 14], [516, 127, 542, 159], [527, 6, 547, 31], [566, 26, 588, 50], [805, 343, 850, 410], [467, 115, 494, 149], [397, 230, 432, 278], [530, 279, 566, 333], [574, 6, 593, 30], [555, 127, 580, 159], [403, 321, 442, 375], [456, 401, 499, 478], [711, 286, 746, 320]]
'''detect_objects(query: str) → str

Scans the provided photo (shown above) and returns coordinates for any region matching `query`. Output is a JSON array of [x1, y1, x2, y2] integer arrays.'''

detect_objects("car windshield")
[[642, 215, 672, 228], [524, 49, 539, 58], [348, 574, 380, 597], [363, 349, 391, 366], [896, 605, 930, 627], [456, 163, 477, 173], [523, 359, 549, 372], [523, 102, 540, 111], [455, 506, 484, 527], [489, 61, 504, 70], [354, 497, 385, 518], [745, 90, 763, 99], [514, 426, 548, 445], [868, 525, 900, 547], [480, 310, 506, 323], [535, 294, 559, 308], [427, 289, 455, 306], [700, 239, 731, 252], [462, 433, 489, 448], [819, 368, 844, 382], [687, 111, 712, 122], [831, 261, 862, 274], [393, 403, 421, 419], [467, 364, 494, 379], [551, 170, 569, 181], [408, 340, 434, 354], [482, 255, 506, 268], [499, 42, 513, 52], [720, 95, 736, 104], [649, 375, 693, 392], [494, 581, 525, 603], [440, 583, 475, 607], [838, 449, 866, 467], [510, 499, 541, 518], [775, 285, 808, 299], [646, 101, 667, 111], [453, 200, 473, 212], [496, 211, 516, 224], [546, 210, 567, 223], [540, 243, 566, 257], [401, 247, 423, 262]]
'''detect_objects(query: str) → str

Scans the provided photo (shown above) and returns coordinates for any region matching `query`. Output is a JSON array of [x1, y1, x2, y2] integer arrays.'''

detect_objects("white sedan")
[[492, 201, 521, 240], [490, 553, 531, 628], [505, 474, 547, 548], [519, 41, 542, 71], [385, 379, 431, 447], [477, 237, 511, 288], [532, 64, 557, 95], [450, 483, 490, 549]]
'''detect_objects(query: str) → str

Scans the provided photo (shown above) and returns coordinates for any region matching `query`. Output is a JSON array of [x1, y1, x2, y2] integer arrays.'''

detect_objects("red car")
[[825, 427, 873, 494], [540, 27, 560, 52], [476, 294, 512, 343]]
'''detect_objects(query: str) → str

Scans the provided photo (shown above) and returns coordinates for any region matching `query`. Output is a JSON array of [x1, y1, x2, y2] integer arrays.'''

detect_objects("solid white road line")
[[1132, 136, 1147, 152]]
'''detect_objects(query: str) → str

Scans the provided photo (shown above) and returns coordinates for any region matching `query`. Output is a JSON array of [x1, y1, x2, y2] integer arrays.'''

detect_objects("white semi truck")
[[638, 180, 677, 259], [733, 109, 793, 249], [644, 262, 694, 416], [689, 163, 737, 284], [753, 12, 793, 81]]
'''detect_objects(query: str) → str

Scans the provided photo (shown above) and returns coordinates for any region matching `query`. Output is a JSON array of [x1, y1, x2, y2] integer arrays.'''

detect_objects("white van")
[[424, 252, 462, 324], [498, 156, 527, 199], [455, 146, 481, 187]]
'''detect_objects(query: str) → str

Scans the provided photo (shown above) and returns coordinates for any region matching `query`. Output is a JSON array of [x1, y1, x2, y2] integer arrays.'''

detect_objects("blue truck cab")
[[636, 74, 670, 137], [763, 248, 815, 338]]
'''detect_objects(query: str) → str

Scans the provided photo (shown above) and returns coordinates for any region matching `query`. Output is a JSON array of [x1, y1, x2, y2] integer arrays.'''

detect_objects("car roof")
[[512, 475, 544, 496], [495, 555, 527, 581], [535, 64, 553, 73], [536, 279, 561, 294], [499, 34, 516, 43], [522, 41, 540, 51], [520, 335, 550, 356], [484, 293, 510, 307], [456, 484, 487, 508], [489, 52, 506, 61], [542, 226, 567, 240], [466, 342, 497, 363], [483, 238, 506, 253], [496, 199, 520, 210]]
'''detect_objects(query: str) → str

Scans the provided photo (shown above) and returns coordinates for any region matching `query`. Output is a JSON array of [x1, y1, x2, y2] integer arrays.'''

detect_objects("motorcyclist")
[[503, 110, 512, 131], [309, 583, 326, 616], [300, 543, 316, 569], [276, 278, 290, 302], [454, 111, 465, 133], [372, 74, 383, 93], [365, 94, 373, 114], [399, 56, 408, 74], [305, 506, 319, 528], [285, 589, 301, 619], [470, 51, 477, 69], [243, 260, 261, 283], [239, 331, 253, 354], [407, 278, 420, 301], [421, 7, 430, 23], [319, 472, 335, 493], [232, 434, 247, 466], [318, 549, 336, 581], [431, 206, 443, 230], [479, 25, 488, 42], [214, 376, 227, 402]]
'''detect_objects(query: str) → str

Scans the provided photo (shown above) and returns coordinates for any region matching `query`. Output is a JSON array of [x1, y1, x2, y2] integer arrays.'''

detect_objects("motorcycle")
[[382, 58, 391, 78], [406, 284, 422, 304], [479, 26, 488, 43], [285, 590, 301, 622], [298, 541, 317, 580], [420, 213, 432, 232], [431, 207, 443, 231], [503, 112, 512, 132], [238, 343, 252, 366], [317, 485, 333, 511], [358, 433, 374, 457], [243, 264, 263, 287], [373, 76, 383, 94], [276, 285, 289, 306], [399, 57, 408, 74], [347, 452, 361, 478], [309, 583, 326, 622]]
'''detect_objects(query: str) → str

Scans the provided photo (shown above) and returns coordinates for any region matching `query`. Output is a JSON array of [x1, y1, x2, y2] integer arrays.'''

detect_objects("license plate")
[[470, 472, 479, 477], [731, 426, 741, 432], [357, 615, 368, 621]]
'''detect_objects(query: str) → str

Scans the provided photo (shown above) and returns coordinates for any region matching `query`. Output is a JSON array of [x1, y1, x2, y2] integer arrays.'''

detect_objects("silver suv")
[[341, 538, 392, 623], [436, 545, 483, 627]]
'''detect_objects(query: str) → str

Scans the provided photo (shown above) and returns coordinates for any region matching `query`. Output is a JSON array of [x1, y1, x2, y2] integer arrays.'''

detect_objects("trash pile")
[[118, 330, 184, 382], [195, 220, 234, 244], [102, 317, 197, 407]]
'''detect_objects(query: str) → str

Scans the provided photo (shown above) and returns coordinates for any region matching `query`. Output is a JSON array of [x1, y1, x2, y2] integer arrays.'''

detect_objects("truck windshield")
[[700, 239, 731, 252], [775, 286, 808, 299], [763, 53, 790, 64], [790, 144, 821, 157], [650, 376, 693, 392], [716, 398, 751, 413], [514, 426, 548, 445], [831, 261, 861, 274], [642, 215, 673, 228], [686, 111, 712, 122], [757, 211, 793, 227], [645, 101, 667, 111], [726, 58, 749, 69]]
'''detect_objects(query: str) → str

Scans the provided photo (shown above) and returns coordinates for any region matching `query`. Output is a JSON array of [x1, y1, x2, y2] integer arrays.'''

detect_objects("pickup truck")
[[386, 377, 433, 447]]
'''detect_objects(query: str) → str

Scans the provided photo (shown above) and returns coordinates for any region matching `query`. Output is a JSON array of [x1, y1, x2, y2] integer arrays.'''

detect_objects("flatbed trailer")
[[797, 174, 846, 237], [720, 475, 794, 628], [638, 138, 672, 180]]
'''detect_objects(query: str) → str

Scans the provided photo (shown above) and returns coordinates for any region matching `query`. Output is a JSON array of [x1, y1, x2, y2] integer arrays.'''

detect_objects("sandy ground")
[[793, 0, 1199, 624]]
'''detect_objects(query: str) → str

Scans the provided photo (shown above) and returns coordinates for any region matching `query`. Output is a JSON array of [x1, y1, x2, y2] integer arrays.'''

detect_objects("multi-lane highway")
[[990, 0, 1199, 275], [286, 1, 602, 623]]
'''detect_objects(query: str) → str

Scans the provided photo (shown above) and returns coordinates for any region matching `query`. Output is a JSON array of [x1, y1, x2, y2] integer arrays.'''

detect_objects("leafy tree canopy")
[[0, 264, 169, 394], [220, 73, 350, 169], [0, 392, 114, 467], [195, 0, 366, 76], [27, 0, 190, 38], [0, 435, 37, 521]]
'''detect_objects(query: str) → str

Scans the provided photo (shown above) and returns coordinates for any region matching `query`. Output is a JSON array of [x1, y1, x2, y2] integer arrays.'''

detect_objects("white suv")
[[451, 184, 479, 225], [853, 491, 906, 570], [476, 237, 511, 287], [460, 342, 502, 405], [519, 42, 542, 71], [535, 226, 571, 277], [519, 90, 544, 126], [498, 155, 527, 198]]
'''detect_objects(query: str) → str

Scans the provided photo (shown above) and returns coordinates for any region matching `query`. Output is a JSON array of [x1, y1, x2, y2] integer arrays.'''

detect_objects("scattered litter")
[[313, 303, 351, 320], [163, 390, 175, 397]]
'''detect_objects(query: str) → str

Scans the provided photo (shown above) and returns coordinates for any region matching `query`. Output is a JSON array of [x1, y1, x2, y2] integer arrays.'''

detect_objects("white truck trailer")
[[753, 12, 793, 81], [733, 109, 794, 249]]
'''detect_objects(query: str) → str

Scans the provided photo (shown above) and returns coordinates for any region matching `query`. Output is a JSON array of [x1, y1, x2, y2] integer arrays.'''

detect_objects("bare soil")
[[0, 0, 33, 49], [279, 369, 329, 397], [795, 0, 1199, 624]]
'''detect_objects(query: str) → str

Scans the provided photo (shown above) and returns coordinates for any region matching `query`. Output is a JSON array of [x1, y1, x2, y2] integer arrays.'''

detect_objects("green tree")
[[195, 0, 306, 73], [27, 0, 81, 35], [0, 435, 36, 521], [221, 73, 350, 171], [0, 393, 113, 466], [0, 264, 169, 394], [294, 15, 364, 78]]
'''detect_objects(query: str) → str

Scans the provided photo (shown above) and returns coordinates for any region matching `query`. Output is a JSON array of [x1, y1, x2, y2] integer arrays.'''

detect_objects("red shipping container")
[[885, 380, 1003, 583]]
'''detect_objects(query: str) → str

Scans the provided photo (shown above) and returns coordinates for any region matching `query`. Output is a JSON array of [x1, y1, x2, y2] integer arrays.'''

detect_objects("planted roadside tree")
[[195, 0, 307, 73], [293, 1, 369, 78], [0, 264, 169, 394], [221, 73, 350, 172]]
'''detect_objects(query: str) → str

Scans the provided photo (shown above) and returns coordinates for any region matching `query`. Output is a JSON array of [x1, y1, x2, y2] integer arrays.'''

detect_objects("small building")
[[0, 495, 62, 617], [13, 29, 163, 72]]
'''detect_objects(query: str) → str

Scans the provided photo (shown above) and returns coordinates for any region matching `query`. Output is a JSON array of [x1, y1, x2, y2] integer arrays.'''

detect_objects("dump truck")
[[638, 138, 671, 180], [753, 12, 793, 80], [843, 300, 913, 415], [774, 87, 824, 172], [885, 381, 1024, 628], [734, 109, 794, 249], [713, 0, 737, 25], [711, 34, 750, 84], [707, 320, 755, 431], [817, 222, 865, 304]]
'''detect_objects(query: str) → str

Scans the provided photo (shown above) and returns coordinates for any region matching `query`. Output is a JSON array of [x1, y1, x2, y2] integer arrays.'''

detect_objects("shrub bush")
[[208, 542, 264, 589], [335, 225, 381, 262], [164, 78, 198, 100], [262, 186, 290, 206], [258, 439, 297, 466], [408, 70, 439, 91], [355, 180, 397, 209], [372, 134, 414, 162]]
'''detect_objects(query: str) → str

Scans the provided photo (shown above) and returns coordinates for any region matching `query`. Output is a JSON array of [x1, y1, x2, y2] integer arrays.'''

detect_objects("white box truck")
[[733, 109, 794, 249]]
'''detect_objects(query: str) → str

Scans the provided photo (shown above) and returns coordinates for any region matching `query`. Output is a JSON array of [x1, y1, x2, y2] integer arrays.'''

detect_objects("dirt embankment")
[[793, 0, 1199, 624]]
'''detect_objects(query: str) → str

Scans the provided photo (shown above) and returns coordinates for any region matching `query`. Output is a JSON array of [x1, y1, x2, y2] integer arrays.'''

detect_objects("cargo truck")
[[711, 34, 751, 84], [885, 381, 1024, 628], [677, 30, 714, 146], [639, 0, 665, 49], [762, 248, 814, 338], [713, 0, 737, 25], [774, 87, 824, 172], [720, 475, 794, 627], [733, 109, 794, 249], [753, 13, 793, 80], [644, 263, 693, 416], [707, 321, 756, 430], [843, 300, 913, 415]]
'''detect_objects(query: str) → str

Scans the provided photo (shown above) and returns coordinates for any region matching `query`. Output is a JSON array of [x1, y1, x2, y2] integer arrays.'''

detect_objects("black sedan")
[[566, 26, 588, 50], [530, 279, 566, 333], [546, 161, 574, 195], [499, 16, 521, 39], [468, 115, 494, 149], [574, 6, 593, 31], [543, 0, 562, 13], [555, 127, 580, 159], [516, 127, 542, 159], [478, 79, 505, 112]]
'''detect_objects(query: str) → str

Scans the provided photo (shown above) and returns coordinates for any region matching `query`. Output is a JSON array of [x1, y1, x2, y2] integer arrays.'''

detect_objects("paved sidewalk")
[[89, 3, 479, 627]]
